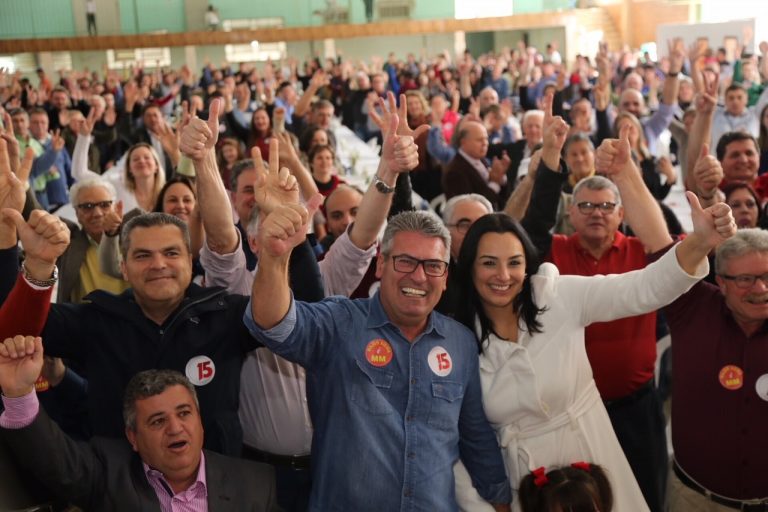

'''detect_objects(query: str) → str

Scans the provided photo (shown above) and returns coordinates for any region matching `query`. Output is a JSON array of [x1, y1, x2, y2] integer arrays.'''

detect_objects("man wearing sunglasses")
[[57, 177, 129, 304], [522, 120, 678, 512], [246, 207, 511, 511]]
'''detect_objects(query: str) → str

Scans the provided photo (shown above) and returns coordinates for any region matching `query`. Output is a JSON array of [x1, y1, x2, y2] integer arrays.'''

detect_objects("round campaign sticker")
[[755, 374, 768, 402], [365, 339, 393, 367], [185, 355, 216, 386], [718, 365, 744, 391], [428, 346, 453, 377]]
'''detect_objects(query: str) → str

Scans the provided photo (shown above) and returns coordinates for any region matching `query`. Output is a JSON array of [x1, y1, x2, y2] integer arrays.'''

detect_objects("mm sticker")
[[719, 365, 743, 391], [365, 339, 394, 367]]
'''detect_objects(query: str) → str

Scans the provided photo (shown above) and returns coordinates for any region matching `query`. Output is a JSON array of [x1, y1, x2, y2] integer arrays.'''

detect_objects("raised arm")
[[675, 192, 735, 274], [353, 92, 423, 249], [596, 125, 673, 253], [685, 72, 718, 190], [180, 98, 239, 254], [72, 110, 101, 182]]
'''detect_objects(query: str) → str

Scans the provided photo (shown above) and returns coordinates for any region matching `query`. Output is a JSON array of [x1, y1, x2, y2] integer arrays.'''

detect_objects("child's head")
[[519, 463, 613, 512]]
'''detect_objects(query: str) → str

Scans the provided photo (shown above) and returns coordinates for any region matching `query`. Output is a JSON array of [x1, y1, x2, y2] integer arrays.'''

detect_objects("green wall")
[[0, 0, 76, 38]]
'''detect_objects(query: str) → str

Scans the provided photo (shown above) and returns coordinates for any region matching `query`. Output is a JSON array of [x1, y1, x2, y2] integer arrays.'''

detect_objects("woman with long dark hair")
[[453, 207, 735, 510]]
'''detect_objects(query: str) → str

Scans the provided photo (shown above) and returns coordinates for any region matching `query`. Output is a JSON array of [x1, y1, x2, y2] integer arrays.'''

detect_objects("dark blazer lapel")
[[129, 455, 164, 512], [203, 451, 238, 509]]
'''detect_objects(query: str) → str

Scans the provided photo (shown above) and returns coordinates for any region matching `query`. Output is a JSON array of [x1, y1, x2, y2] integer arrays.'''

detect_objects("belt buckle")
[[742, 501, 768, 511]]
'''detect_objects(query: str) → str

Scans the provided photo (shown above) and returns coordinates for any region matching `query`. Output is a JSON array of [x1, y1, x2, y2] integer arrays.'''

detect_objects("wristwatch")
[[373, 174, 395, 194], [22, 263, 58, 288]]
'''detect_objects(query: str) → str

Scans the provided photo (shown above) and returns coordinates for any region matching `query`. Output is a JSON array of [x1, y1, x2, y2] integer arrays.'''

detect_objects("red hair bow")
[[532, 466, 549, 487], [571, 461, 591, 472]]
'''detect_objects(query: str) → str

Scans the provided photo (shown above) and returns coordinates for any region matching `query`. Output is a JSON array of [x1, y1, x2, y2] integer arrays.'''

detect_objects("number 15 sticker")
[[185, 355, 216, 386], [428, 346, 453, 377]]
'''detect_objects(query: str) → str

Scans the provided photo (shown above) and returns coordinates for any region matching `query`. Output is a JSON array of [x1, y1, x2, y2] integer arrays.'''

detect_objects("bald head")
[[619, 89, 645, 118], [458, 121, 489, 160]]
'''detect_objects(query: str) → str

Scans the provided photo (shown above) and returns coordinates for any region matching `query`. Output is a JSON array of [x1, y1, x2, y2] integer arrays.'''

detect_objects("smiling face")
[[125, 385, 203, 491], [460, 122, 489, 160], [472, 232, 526, 313], [569, 187, 624, 248], [128, 145, 159, 180], [252, 109, 270, 134], [717, 251, 768, 333], [375, 231, 448, 334], [162, 183, 196, 223], [311, 148, 335, 183], [120, 225, 192, 309], [722, 139, 759, 184]]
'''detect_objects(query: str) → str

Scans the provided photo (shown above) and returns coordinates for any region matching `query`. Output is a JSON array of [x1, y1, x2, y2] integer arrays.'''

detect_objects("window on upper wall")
[[454, 0, 513, 19], [106, 47, 171, 70], [223, 18, 287, 63]]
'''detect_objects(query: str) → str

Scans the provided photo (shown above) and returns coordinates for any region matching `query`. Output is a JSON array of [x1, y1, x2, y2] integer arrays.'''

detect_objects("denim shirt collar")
[[366, 291, 448, 340]]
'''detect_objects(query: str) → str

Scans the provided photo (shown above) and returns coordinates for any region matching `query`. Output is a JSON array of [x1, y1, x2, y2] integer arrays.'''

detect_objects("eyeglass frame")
[[718, 273, 768, 289], [445, 218, 473, 234], [575, 201, 618, 215], [389, 254, 449, 277], [76, 200, 114, 212]]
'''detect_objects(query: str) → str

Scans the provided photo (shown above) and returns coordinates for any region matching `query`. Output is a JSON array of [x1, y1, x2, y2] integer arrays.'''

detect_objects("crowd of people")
[[0, 31, 767, 511]]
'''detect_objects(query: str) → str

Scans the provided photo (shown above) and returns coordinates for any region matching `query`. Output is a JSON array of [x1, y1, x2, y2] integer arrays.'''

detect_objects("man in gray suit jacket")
[[0, 340, 276, 512]]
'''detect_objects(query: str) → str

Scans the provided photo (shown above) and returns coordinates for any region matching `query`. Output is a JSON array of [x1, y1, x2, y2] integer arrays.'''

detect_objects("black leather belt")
[[603, 378, 654, 409], [673, 461, 768, 511], [241, 444, 311, 470]]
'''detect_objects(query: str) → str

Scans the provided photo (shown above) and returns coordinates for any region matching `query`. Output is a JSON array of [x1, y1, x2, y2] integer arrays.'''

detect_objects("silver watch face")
[[375, 177, 394, 193]]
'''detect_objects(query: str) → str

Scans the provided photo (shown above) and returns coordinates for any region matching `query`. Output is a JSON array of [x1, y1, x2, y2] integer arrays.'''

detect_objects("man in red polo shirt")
[[523, 122, 675, 512]]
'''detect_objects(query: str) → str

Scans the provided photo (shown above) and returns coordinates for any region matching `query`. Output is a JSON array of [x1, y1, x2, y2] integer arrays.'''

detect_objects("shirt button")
[[159, 329, 164, 335], [406, 415, 414, 422], [407, 452, 415, 459], [403, 490, 412, 497], [410, 378, 416, 384]]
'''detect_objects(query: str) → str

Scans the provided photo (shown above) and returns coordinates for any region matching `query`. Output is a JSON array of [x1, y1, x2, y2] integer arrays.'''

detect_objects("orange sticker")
[[719, 365, 744, 390], [365, 339, 393, 367], [34, 375, 50, 393]]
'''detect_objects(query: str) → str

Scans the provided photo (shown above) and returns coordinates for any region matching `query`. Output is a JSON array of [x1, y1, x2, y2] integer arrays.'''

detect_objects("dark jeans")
[[605, 380, 667, 512], [86, 14, 97, 35], [274, 465, 312, 512]]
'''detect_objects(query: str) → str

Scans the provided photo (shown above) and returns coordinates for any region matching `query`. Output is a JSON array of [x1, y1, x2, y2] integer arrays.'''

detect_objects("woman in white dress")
[[453, 202, 735, 511]]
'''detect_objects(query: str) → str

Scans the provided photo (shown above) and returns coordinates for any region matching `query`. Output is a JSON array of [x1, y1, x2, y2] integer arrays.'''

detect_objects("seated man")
[[0, 342, 275, 511], [442, 120, 510, 209], [57, 178, 129, 303], [246, 203, 511, 510]]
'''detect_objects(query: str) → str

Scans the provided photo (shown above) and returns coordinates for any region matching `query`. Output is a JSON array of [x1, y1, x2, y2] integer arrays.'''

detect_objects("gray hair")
[[442, 194, 493, 224], [230, 159, 256, 191], [715, 228, 768, 275], [120, 212, 190, 259], [381, 210, 451, 261], [69, 177, 117, 206], [123, 369, 199, 431], [572, 175, 622, 206], [522, 109, 544, 125]]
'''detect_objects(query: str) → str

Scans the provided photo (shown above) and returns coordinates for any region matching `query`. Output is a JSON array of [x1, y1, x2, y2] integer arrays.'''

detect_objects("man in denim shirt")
[[246, 206, 511, 511]]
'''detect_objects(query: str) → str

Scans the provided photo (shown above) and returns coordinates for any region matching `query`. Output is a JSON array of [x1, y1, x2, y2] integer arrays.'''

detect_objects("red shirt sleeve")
[[0, 274, 52, 340]]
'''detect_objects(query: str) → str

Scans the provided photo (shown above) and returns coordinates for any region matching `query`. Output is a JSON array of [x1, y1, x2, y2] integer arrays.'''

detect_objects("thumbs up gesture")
[[687, 191, 736, 248], [368, 92, 422, 174], [595, 123, 633, 176], [179, 97, 222, 162], [1, 209, 70, 280], [692, 143, 723, 198]]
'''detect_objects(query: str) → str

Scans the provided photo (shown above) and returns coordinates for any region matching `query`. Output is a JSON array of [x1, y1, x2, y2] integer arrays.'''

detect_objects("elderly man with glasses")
[[662, 228, 768, 510], [57, 177, 129, 303], [521, 119, 679, 512], [246, 205, 511, 511]]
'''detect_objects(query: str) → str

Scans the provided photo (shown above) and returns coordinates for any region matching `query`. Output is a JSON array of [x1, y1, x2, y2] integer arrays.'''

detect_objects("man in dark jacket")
[[0, 350, 276, 512]]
